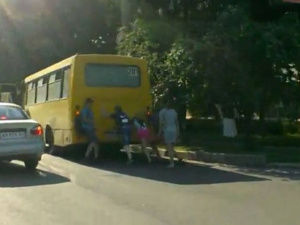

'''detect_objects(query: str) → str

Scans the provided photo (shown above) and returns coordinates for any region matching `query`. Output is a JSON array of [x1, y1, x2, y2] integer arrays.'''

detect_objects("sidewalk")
[[131, 145, 300, 169], [130, 145, 266, 167]]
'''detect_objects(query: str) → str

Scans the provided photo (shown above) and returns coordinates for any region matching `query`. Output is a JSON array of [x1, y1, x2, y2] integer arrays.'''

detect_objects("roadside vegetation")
[[169, 119, 300, 163]]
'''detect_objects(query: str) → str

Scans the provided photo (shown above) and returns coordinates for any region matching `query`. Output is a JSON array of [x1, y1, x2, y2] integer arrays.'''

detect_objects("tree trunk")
[[182, 0, 189, 22], [177, 102, 188, 144], [259, 104, 266, 136], [178, 103, 187, 130], [243, 110, 254, 151], [121, 0, 137, 27]]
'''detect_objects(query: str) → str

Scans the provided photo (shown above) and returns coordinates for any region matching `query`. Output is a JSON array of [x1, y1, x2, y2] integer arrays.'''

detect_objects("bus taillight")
[[75, 105, 80, 116], [146, 106, 152, 119]]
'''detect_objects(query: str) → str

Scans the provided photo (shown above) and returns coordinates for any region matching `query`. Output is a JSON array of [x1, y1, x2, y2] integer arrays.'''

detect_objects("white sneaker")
[[120, 149, 134, 153], [166, 164, 174, 169]]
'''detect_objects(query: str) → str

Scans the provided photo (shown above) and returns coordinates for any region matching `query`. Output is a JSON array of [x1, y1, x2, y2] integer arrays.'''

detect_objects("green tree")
[[192, 6, 300, 134], [117, 19, 184, 105], [118, 3, 300, 130], [0, 0, 121, 82]]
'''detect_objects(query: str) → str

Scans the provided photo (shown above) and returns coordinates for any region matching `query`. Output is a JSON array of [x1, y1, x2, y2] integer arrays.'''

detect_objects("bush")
[[285, 123, 299, 134], [185, 119, 286, 135], [265, 121, 285, 135], [185, 119, 221, 134], [238, 120, 285, 136], [261, 136, 300, 147]]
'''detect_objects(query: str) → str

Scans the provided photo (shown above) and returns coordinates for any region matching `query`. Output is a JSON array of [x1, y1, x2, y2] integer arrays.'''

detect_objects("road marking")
[[40, 161, 68, 176], [39, 159, 78, 184]]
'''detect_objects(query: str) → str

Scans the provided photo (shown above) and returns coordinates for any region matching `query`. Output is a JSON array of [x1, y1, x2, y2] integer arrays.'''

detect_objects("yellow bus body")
[[24, 54, 152, 147]]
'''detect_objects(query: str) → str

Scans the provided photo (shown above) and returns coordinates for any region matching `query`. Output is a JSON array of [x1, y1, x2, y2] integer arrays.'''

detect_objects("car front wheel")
[[24, 159, 39, 171]]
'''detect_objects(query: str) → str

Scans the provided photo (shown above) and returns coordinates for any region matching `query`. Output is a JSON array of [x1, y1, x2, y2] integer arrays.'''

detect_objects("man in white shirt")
[[159, 100, 180, 168]]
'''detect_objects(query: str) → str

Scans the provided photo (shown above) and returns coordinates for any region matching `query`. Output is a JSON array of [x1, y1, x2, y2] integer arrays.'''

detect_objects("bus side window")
[[61, 67, 70, 99], [36, 77, 47, 103], [27, 82, 37, 105], [48, 71, 62, 101]]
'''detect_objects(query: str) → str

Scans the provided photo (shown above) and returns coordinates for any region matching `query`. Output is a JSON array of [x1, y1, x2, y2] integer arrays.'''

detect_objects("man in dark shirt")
[[101, 105, 133, 165], [146, 106, 160, 133], [146, 107, 162, 160], [80, 98, 99, 160]]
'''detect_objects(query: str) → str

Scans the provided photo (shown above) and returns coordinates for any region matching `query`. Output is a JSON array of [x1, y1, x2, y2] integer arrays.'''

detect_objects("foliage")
[[285, 123, 299, 134], [117, 19, 185, 107], [118, 3, 300, 126], [197, 7, 300, 119], [261, 136, 300, 147], [0, 0, 120, 82], [0, 0, 300, 127]]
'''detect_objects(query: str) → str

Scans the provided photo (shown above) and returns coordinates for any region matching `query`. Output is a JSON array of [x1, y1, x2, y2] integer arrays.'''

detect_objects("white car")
[[0, 102, 44, 170]]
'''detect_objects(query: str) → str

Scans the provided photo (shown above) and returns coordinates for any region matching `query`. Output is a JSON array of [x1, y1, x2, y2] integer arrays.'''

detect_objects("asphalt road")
[[0, 154, 300, 225]]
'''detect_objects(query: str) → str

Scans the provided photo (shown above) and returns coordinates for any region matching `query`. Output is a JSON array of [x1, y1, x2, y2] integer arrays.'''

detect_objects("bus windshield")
[[85, 64, 140, 87]]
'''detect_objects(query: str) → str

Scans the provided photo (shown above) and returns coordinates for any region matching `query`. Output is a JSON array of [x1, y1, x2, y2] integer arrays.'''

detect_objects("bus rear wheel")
[[24, 159, 39, 171], [45, 126, 56, 155]]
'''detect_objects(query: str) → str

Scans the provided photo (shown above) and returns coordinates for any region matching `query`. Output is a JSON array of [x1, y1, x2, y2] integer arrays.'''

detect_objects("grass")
[[174, 119, 300, 163], [163, 133, 300, 163]]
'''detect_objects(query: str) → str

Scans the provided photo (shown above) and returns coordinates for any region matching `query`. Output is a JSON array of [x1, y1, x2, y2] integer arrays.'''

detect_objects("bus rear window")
[[85, 64, 140, 87]]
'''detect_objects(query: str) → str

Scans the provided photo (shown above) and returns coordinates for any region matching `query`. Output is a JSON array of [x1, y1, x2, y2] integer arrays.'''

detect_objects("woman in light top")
[[159, 99, 180, 168]]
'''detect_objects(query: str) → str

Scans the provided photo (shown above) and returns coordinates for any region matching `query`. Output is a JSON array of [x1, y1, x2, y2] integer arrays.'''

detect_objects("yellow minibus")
[[24, 54, 152, 151]]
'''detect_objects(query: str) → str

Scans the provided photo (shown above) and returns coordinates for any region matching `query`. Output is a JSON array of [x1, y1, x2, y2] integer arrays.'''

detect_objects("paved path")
[[0, 155, 300, 225]]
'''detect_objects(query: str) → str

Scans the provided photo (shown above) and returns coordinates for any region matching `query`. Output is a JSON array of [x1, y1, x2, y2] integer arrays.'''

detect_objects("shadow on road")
[[63, 149, 268, 185], [97, 160, 268, 185], [0, 162, 70, 188]]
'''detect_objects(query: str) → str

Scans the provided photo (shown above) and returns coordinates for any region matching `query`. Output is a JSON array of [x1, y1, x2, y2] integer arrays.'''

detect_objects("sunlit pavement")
[[0, 154, 300, 225]]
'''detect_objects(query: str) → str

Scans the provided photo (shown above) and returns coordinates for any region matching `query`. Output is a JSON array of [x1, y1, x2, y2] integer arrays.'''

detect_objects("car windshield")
[[0, 105, 29, 120]]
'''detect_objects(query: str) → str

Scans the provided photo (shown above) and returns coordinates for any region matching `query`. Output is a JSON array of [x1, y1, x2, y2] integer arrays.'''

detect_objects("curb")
[[130, 145, 266, 167], [197, 150, 266, 167], [267, 163, 300, 169]]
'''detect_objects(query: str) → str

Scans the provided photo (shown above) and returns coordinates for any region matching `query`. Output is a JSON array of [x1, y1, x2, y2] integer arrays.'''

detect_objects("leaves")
[[0, 0, 299, 121], [0, 0, 120, 82], [118, 3, 300, 120]]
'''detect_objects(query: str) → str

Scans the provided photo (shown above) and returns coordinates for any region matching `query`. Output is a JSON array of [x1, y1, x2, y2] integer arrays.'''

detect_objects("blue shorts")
[[164, 130, 177, 145], [83, 128, 98, 143], [120, 126, 131, 145]]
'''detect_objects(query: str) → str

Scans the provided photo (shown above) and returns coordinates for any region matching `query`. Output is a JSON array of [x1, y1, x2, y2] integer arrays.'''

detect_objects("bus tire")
[[24, 159, 39, 171], [45, 126, 56, 155]]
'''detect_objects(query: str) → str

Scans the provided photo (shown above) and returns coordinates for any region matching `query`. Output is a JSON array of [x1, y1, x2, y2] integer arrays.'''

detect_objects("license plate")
[[0, 132, 25, 139]]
